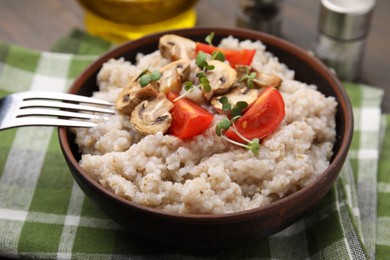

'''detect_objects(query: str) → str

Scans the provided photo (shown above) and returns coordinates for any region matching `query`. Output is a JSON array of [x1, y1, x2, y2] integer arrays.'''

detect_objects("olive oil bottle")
[[77, 0, 198, 42]]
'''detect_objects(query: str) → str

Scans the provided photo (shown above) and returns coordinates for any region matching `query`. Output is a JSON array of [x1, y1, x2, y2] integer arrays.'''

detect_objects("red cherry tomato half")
[[195, 42, 256, 68], [225, 87, 285, 143], [167, 92, 214, 139]]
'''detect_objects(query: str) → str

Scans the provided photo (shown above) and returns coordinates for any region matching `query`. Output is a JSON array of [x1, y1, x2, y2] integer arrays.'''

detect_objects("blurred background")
[[0, 0, 388, 111]]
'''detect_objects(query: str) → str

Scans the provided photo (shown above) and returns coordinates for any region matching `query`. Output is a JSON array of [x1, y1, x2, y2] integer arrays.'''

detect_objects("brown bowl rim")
[[59, 27, 353, 223]]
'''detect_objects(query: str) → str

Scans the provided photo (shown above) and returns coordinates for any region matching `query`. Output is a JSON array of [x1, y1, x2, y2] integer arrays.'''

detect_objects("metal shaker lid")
[[319, 0, 375, 40]]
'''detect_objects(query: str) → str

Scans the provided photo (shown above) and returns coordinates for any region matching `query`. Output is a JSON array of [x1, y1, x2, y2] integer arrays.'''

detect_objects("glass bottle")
[[236, 0, 284, 36], [315, 0, 376, 81]]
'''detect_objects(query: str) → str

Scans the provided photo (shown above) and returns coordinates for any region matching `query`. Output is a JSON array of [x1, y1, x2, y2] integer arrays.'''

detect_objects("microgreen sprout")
[[205, 32, 225, 62], [196, 51, 215, 71], [239, 67, 257, 89], [173, 74, 212, 102], [216, 117, 260, 155], [218, 97, 248, 116], [215, 117, 231, 136], [199, 76, 212, 92], [139, 70, 161, 87], [196, 71, 212, 92], [215, 97, 259, 155], [219, 96, 231, 112], [174, 52, 216, 101], [205, 32, 215, 46], [174, 50, 225, 101], [239, 67, 271, 88], [231, 101, 248, 117]]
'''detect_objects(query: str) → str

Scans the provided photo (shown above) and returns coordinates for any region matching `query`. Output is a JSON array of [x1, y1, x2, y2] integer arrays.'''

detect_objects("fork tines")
[[1, 91, 115, 130]]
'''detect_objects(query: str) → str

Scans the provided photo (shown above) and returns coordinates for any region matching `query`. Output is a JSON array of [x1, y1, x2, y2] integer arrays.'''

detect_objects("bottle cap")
[[319, 0, 375, 40]]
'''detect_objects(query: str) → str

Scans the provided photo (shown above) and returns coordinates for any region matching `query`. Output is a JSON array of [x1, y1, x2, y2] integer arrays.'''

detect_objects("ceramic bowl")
[[58, 27, 353, 248]]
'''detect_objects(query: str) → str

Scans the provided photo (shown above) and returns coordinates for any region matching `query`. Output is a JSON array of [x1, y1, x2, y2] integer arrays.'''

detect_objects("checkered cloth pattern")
[[0, 30, 388, 259]]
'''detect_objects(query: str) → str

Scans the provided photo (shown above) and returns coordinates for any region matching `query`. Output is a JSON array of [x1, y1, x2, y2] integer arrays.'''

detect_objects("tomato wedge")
[[167, 92, 214, 139], [225, 87, 285, 143], [195, 42, 256, 68]]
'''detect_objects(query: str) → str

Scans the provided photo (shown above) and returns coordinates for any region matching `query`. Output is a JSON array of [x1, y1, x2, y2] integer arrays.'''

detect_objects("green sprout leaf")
[[215, 117, 231, 137], [231, 107, 242, 118], [218, 96, 231, 111], [236, 101, 248, 111], [150, 71, 161, 81], [200, 76, 211, 92], [196, 71, 206, 78], [184, 81, 193, 91], [139, 70, 161, 87], [196, 51, 208, 69], [196, 51, 215, 71], [222, 102, 232, 112], [215, 124, 222, 136], [139, 74, 151, 87], [205, 32, 215, 46], [230, 101, 248, 118], [205, 64, 215, 71], [247, 138, 260, 155], [203, 84, 211, 92], [247, 79, 254, 89], [211, 50, 225, 62], [231, 115, 241, 123], [218, 96, 232, 112], [219, 117, 232, 130], [219, 96, 228, 104]]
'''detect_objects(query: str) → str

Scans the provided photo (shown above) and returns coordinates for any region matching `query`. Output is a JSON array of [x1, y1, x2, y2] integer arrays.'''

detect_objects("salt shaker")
[[236, 0, 284, 36], [315, 0, 375, 81]]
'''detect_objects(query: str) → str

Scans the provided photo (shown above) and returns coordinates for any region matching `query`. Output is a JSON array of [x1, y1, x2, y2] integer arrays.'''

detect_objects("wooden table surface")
[[1, 0, 389, 112]]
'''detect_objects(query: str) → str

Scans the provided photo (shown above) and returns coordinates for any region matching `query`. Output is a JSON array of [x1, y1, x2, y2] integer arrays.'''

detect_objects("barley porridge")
[[72, 34, 337, 214]]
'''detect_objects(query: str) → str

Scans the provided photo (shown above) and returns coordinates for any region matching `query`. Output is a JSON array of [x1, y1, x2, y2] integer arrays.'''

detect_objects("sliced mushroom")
[[160, 59, 191, 81], [130, 93, 174, 135], [253, 71, 282, 88], [159, 34, 196, 61], [203, 60, 237, 101], [115, 83, 159, 115], [236, 65, 282, 88], [211, 86, 262, 114], [159, 59, 191, 94]]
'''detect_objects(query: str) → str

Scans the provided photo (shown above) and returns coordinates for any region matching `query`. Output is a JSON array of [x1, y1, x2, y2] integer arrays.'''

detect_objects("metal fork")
[[0, 91, 114, 130]]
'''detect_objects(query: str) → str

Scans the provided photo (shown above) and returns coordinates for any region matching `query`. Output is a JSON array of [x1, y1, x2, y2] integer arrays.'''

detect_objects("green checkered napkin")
[[0, 30, 387, 259]]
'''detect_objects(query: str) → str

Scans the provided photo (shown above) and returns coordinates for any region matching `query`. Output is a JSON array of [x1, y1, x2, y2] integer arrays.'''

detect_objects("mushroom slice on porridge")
[[159, 59, 191, 94], [211, 86, 262, 115], [202, 60, 237, 101], [115, 83, 159, 115], [236, 65, 282, 89], [159, 34, 196, 61], [130, 93, 174, 135]]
